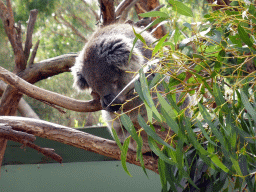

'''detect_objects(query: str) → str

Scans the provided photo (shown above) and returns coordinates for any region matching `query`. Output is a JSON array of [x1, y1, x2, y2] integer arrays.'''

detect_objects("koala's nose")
[[102, 94, 122, 112]]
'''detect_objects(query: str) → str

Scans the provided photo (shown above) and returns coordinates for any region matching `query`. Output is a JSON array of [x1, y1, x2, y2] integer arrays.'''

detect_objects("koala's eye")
[[112, 80, 119, 89], [113, 80, 119, 85]]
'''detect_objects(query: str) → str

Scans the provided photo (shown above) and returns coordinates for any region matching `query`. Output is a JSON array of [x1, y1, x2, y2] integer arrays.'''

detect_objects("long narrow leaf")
[[198, 103, 225, 147], [148, 136, 175, 165], [240, 90, 256, 123], [121, 138, 132, 177], [138, 115, 175, 150], [139, 11, 169, 18]]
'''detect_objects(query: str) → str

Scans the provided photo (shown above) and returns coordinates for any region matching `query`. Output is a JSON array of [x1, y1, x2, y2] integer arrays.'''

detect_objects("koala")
[[72, 23, 189, 153]]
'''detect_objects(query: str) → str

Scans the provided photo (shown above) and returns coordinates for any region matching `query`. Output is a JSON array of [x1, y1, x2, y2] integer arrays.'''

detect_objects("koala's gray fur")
[[72, 23, 189, 152]]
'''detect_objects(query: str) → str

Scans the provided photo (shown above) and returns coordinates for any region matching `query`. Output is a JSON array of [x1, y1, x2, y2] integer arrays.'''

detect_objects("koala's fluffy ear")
[[71, 51, 90, 91], [73, 71, 89, 90]]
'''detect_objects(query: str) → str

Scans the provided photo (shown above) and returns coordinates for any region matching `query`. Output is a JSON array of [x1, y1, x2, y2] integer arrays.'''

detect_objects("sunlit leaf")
[[169, 0, 193, 17], [139, 11, 169, 18], [153, 33, 169, 56]]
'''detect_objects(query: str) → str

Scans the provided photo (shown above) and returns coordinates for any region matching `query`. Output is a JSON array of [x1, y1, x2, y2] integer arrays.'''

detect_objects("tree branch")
[[99, 0, 116, 25], [0, 0, 26, 72], [21, 53, 77, 84], [24, 9, 38, 62], [54, 14, 87, 43], [27, 39, 40, 67], [0, 116, 159, 173], [116, 0, 140, 23], [70, 13, 94, 32], [0, 81, 40, 119], [0, 66, 102, 112], [80, 0, 100, 21], [0, 124, 62, 163]]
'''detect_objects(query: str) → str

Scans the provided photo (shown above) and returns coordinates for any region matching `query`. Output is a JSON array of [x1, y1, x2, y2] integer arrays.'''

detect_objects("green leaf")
[[129, 36, 139, 62], [121, 137, 132, 177], [229, 155, 242, 176], [139, 11, 169, 18], [139, 69, 162, 122], [173, 27, 180, 45], [120, 114, 139, 141], [149, 73, 163, 89], [136, 135, 148, 176], [240, 155, 253, 192], [161, 107, 179, 134], [169, 72, 186, 87], [133, 27, 146, 45], [148, 136, 175, 165], [135, 81, 145, 101], [196, 120, 217, 146], [111, 128, 123, 150], [240, 90, 256, 123], [138, 115, 175, 151], [229, 34, 242, 47], [198, 103, 225, 146], [208, 154, 229, 173], [158, 158, 168, 192], [213, 84, 229, 113], [144, 17, 167, 31], [169, 0, 193, 17], [238, 24, 253, 48], [157, 92, 177, 119], [152, 33, 169, 56]]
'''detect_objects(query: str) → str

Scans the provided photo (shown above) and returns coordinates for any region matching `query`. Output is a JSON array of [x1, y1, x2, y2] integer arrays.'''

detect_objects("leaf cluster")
[[114, 0, 256, 191]]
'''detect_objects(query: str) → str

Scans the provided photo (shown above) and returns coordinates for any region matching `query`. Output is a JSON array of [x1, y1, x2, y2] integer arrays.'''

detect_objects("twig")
[[70, 13, 93, 32], [40, 99, 66, 114], [80, 0, 100, 21], [55, 14, 87, 43], [28, 39, 40, 67], [25, 142, 63, 163]]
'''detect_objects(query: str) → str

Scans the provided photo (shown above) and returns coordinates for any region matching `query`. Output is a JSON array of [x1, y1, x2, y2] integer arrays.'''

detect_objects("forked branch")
[[0, 116, 159, 173], [0, 66, 102, 112]]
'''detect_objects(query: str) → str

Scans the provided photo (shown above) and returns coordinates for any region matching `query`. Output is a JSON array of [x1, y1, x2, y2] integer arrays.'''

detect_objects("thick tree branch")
[[0, 66, 102, 112], [0, 81, 39, 119], [0, 0, 26, 72], [0, 124, 36, 142], [99, 0, 116, 25], [0, 116, 159, 173]]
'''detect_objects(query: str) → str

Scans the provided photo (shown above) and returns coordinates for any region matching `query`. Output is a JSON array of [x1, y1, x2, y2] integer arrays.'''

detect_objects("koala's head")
[[72, 24, 152, 112]]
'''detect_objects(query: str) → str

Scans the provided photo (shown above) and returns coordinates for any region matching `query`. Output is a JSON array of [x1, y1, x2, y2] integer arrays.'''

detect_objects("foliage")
[[114, 0, 256, 191], [0, 0, 100, 127]]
